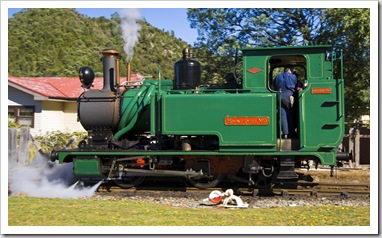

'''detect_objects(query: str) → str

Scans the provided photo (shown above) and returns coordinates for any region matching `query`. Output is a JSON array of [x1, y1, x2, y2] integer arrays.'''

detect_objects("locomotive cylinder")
[[174, 48, 201, 90]]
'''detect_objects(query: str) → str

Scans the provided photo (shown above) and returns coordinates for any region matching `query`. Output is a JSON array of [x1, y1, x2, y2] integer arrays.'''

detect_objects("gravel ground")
[[9, 165, 371, 209], [88, 190, 370, 209], [85, 167, 370, 209]]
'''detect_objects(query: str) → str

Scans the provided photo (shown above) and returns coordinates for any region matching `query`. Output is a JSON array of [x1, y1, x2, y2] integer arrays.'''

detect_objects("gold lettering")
[[224, 116, 269, 126]]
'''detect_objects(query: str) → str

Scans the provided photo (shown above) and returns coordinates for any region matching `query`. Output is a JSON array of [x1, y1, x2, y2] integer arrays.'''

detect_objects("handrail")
[[340, 49, 345, 120], [278, 89, 282, 151]]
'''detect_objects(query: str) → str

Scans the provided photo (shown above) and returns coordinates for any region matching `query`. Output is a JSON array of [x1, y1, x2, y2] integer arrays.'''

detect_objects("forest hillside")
[[8, 8, 189, 79]]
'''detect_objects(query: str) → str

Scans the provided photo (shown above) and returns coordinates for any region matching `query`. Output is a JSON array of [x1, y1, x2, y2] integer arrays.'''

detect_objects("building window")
[[8, 106, 35, 128]]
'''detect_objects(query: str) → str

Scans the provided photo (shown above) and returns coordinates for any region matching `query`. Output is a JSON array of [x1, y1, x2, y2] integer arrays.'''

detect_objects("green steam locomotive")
[[50, 45, 351, 190]]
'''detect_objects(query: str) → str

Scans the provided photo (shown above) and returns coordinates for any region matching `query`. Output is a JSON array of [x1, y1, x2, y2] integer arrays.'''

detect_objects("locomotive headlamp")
[[78, 66, 95, 89]]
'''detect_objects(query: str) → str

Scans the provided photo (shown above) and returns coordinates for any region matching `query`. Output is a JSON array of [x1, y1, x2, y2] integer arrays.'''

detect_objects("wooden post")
[[8, 128, 18, 165], [354, 128, 360, 168], [18, 127, 30, 165], [348, 128, 354, 168]]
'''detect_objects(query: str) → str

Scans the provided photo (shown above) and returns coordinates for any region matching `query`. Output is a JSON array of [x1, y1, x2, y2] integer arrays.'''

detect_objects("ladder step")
[[322, 124, 339, 129]]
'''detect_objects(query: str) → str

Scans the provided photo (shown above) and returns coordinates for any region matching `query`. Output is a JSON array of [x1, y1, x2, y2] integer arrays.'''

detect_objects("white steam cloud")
[[120, 8, 142, 62], [9, 154, 101, 199]]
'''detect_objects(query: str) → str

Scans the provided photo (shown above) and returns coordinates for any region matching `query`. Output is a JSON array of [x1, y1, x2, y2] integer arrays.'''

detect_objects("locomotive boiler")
[[51, 45, 351, 190]]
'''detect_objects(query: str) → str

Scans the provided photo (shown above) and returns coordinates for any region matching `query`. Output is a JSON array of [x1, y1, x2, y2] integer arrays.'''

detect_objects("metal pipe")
[[117, 85, 148, 129], [62, 137, 75, 150], [127, 62, 131, 82], [121, 168, 203, 178], [29, 134, 43, 154], [114, 84, 156, 140]]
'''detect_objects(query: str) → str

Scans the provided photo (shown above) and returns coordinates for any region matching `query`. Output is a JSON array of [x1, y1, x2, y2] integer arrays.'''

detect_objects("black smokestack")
[[101, 49, 121, 92]]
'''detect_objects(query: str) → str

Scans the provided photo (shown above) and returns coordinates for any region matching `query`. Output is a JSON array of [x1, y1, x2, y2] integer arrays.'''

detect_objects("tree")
[[316, 8, 370, 126], [187, 8, 324, 83], [187, 8, 370, 126], [8, 8, 188, 78]]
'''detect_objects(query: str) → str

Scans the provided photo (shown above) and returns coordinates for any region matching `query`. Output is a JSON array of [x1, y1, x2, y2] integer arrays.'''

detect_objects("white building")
[[8, 74, 143, 136]]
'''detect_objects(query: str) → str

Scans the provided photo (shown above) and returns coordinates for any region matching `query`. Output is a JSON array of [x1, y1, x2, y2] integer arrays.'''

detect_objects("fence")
[[341, 127, 370, 168], [8, 127, 30, 166]]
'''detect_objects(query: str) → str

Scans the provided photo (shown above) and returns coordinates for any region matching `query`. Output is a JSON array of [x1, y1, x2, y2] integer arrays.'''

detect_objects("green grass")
[[8, 196, 369, 226]]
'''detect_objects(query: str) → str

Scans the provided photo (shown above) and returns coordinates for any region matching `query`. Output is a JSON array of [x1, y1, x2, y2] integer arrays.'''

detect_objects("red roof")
[[8, 73, 144, 100]]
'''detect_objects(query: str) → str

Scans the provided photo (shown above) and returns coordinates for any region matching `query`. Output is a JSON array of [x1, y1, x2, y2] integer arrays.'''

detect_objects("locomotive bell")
[[78, 66, 95, 89], [174, 48, 202, 90]]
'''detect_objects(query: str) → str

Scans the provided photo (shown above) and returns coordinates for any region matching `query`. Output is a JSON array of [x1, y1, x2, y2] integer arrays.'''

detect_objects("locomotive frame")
[[50, 45, 351, 190]]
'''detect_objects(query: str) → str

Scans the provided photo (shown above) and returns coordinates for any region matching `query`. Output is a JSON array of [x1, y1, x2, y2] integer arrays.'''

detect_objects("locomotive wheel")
[[187, 173, 225, 189], [113, 176, 146, 189]]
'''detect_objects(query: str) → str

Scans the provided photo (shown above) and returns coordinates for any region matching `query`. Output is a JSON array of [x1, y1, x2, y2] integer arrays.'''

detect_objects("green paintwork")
[[161, 93, 276, 151], [243, 55, 268, 91], [73, 157, 102, 178], [239, 45, 344, 165], [57, 45, 345, 168], [298, 80, 345, 151]]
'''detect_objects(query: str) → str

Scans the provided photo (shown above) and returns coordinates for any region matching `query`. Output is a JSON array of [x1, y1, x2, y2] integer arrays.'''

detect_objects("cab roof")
[[240, 45, 332, 52]]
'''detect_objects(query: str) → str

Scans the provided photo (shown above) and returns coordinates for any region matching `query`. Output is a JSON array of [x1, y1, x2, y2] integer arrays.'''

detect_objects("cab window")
[[268, 55, 307, 91]]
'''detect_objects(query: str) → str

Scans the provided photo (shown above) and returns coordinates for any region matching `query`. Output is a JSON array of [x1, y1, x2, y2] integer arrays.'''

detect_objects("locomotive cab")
[[241, 46, 344, 148], [240, 46, 347, 172]]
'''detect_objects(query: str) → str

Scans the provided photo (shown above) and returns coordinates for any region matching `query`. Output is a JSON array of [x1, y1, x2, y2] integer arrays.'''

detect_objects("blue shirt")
[[272, 72, 298, 97]]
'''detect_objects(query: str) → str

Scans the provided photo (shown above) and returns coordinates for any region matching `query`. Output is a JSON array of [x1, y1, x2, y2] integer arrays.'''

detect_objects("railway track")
[[95, 179, 370, 199], [9, 174, 369, 208], [272, 187, 370, 197], [271, 181, 370, 197], [90, 180, 370, 209]]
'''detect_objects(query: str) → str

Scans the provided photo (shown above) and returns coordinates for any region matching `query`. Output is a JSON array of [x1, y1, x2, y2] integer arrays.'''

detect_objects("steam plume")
[[120, 9, 142, 62], [9, 154, 101, 199]]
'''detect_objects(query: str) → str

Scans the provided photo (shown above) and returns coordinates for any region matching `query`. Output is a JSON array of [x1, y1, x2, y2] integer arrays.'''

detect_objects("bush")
[[30, 131, 87, 160], [8, 116, 21, 128]]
